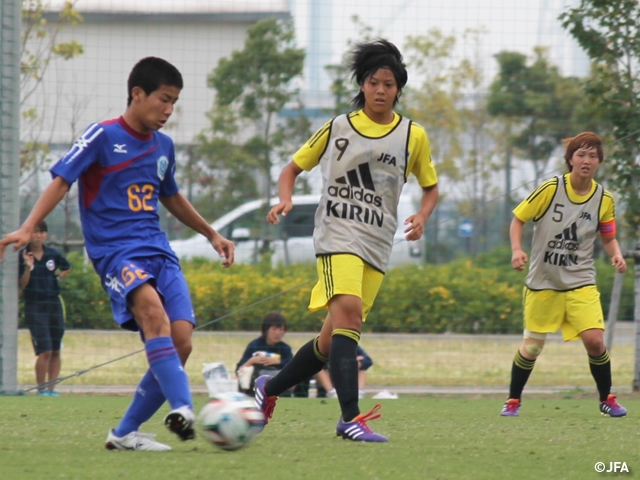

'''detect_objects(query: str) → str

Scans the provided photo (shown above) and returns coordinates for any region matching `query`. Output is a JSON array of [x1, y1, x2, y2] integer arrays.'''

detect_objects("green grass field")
[[16, 328, 637, 390], [0, 394, 638, 480]]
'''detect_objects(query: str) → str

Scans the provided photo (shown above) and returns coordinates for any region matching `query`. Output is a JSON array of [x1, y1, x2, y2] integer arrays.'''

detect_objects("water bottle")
[[308, 379, 317, 398]]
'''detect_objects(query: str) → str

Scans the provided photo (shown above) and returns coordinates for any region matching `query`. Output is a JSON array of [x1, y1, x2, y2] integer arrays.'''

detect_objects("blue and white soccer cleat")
[[500, 398, 521, 417], [254, 375, 278, 426], [600, 395, 627, 417], [336, 404, 388, 442]]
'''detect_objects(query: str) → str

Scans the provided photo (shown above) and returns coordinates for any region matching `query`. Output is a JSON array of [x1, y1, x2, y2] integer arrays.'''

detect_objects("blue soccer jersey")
[[51, 117, 180, 269]]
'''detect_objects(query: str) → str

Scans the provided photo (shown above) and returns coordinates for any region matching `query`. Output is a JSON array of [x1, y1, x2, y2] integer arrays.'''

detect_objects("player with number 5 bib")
[[0, 57, 235, 451], [500, 132, 627, 418]]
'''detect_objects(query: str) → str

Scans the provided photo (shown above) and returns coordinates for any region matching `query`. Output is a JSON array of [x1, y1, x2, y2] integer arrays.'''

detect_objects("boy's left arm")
[[601, 235, 626, 273], [403, 184, 438, 241], [599, 195, 625, 274]]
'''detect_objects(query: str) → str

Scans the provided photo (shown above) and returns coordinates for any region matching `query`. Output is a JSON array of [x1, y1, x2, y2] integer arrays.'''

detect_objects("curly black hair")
[[349, 39, 408, 109]]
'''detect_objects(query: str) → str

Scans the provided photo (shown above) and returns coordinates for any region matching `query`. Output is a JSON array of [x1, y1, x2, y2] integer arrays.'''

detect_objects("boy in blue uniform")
[[0, 57, 235, 451]]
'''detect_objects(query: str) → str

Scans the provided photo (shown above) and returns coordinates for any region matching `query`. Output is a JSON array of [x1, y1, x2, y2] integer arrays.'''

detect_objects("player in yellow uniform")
[[256, 39, 438, 442], [500, 132, 627, 417]]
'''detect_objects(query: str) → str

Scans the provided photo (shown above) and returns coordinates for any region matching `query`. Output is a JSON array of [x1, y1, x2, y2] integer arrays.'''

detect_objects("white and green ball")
[[198, 392, 265, 451]]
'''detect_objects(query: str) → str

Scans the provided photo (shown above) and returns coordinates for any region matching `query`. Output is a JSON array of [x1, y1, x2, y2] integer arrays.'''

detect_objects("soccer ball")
[[198, 391, 265, 451]]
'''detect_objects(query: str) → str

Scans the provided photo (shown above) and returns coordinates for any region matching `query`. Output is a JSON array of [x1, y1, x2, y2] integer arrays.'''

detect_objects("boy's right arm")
[[18, 250, 34, 289], [510, 216, 528, 271], [266, 161, 304, 225], [267, 121, 329, 225], [0, 176, 70, 261]]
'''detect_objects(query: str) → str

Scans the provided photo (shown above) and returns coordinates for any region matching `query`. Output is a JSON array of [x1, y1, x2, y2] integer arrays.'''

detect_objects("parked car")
[[169, 194, 425, 268]]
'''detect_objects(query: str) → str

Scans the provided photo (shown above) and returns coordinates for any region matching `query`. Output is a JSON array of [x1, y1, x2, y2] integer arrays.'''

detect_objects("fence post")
[[632, 245, 640, 392], [0, 0, 21, 396], [604, 272, 624, 351]]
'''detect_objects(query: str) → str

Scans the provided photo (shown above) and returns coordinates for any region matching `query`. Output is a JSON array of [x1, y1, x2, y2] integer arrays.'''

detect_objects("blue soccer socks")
[[145, 336, 192, 410], [113, 369, 165, 437]]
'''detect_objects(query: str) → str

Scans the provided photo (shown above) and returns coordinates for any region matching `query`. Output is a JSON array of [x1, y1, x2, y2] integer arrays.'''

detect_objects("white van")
[[169, 194, 425, 269]]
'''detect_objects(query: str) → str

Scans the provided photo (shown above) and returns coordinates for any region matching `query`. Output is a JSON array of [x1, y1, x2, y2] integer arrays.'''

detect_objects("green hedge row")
[[33, 250, 635, 333]]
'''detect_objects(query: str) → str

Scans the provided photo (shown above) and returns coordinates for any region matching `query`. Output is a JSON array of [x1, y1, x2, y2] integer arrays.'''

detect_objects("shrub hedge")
[[37, 251, 635, 333]]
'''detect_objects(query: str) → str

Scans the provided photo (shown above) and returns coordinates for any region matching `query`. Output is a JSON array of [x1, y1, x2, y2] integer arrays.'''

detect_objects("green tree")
[[404, 29, 463, 181], [188, 131, 262, 222], [487, 48, 584, 240], [202, 18, 306, 205], [324, 15, 375, 116], [454, 28, 503, 255], [324, 61, 351, 116], [488, 48, 583, 186], [20, 0, 84, 247], [403, 28, 465, 263], [21, 0, 83, 179], [560, 0, 640, 239], [187, 18, 308, 235]]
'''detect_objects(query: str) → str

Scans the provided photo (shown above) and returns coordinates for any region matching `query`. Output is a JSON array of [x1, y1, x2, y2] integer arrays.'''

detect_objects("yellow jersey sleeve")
[[564, 174, 615, 222], [514, 175, 615, 223], [292, 112, 438, 189], [292, 119, 333, 171], [513, 178, 559, 222], [600, 190, 615, 223], [407, 122, 438, 188]]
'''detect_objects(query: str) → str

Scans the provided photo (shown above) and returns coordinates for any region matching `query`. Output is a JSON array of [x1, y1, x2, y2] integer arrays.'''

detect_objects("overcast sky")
[[290, 0, 588, 93]]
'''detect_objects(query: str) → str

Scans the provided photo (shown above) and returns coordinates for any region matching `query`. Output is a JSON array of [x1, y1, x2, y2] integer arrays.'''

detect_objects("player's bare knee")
[[521, 330, 547, 359], [174, 339, 192, 363], [332, 311, 363, 332], [133, 302, 166, 324], [580, 329, 605, 356], [584, 341, 605, 357], [522, 343, 543, 358]]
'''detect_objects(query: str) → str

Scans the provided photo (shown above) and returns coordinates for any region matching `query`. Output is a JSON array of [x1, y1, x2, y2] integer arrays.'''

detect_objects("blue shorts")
[[98, 255, 195, 332]]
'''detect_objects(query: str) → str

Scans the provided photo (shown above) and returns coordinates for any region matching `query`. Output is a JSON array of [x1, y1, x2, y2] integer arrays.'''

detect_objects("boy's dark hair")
[[127, 57, 183, 106], [35, 220, 48, 233], [261, 312, 287, 338], [563, 132, 604, 172], [349, 39, 408, 109]]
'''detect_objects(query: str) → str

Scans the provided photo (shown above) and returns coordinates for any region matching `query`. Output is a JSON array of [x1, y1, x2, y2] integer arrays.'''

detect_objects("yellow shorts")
[[308, 254, 384, 321], [523, 285, 604, 341]]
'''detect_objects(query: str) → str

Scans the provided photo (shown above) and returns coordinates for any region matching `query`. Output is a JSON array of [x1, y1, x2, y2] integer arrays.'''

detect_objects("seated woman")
[[236, 312, 293, 396], [315, 345, 373, 399]]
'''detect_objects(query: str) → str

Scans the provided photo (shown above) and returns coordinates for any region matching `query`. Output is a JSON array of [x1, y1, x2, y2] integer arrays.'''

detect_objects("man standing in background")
[[18, 220, 71, 396]]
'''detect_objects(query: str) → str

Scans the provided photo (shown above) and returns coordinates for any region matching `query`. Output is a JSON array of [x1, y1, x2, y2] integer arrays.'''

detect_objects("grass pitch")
[[16, 329, 636, 389], [1, 394, 638, 480]]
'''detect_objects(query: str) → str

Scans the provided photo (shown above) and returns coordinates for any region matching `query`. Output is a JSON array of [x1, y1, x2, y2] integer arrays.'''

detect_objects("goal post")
[[0, 0, 22, 395]]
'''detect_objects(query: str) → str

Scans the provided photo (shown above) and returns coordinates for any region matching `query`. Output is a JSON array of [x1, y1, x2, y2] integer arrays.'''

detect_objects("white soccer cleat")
[[105, 429, 172, 451], [164, 405, 196, 441]]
